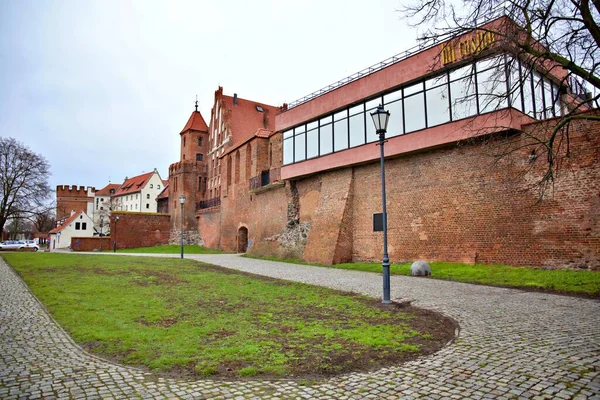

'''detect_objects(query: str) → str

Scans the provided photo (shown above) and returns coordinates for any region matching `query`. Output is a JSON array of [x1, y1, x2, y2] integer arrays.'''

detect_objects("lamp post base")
[[382, 255, 392, 304]]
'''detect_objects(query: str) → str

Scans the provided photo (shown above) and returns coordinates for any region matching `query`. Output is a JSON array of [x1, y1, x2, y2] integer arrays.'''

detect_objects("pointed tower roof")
[[180, 100, 208, 134]]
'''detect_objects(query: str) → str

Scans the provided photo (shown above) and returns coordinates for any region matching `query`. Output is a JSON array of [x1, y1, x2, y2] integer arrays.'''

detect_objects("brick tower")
[[55, 185, 95, 221], [168, 100, 209, 241]]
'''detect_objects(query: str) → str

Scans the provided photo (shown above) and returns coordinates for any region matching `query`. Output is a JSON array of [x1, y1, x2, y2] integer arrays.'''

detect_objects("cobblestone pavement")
[[1, 253, 599, 399]]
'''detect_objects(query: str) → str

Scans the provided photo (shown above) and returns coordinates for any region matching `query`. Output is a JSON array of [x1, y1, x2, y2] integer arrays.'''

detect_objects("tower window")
[[196, 153, 203, 161], [198, 137, 202, 146]]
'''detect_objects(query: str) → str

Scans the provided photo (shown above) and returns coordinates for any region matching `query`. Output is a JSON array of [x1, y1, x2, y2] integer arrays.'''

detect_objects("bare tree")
[[401, 0, 600, 192], [31, 208, 57, 233], [0, 137, 52, 233]]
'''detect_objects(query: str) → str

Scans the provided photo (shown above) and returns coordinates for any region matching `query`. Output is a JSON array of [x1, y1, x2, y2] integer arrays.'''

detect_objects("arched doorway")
[[237, 227, 248, 253]]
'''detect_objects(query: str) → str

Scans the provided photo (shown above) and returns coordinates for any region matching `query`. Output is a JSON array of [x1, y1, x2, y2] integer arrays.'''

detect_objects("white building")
[[49, 210, 95, 249], [112, 169, 164, 213], [93, 183, 119, 234]]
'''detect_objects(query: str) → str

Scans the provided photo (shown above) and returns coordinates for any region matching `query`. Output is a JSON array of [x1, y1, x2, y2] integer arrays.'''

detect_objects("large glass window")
[[425, 75, 449, 127], [384, 90, 403, 137], [294, 126, 305, 162], [450, 65, 477, 120], [507, 58, 523, 111], [334, 117, 348, 151], [404, 83, 426, 132], [283, 137, 293, 165], [365, 97, 381, 143], [543, 79, 554, 119], [306, 127, 318, 159], [521, 65, 535, 117], [553, 84, 561, 117], [477, 56, 508, 113], [349, 104, 365, 147], [533, 72, 545, 119], [319, 120, 333, 155]]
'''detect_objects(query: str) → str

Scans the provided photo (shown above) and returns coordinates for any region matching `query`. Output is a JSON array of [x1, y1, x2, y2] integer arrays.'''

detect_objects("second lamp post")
[[179, 194, 185, 259]]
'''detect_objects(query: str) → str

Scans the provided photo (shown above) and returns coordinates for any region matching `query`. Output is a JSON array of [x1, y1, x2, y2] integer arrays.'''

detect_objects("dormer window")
[[256, 106, 264, 112]]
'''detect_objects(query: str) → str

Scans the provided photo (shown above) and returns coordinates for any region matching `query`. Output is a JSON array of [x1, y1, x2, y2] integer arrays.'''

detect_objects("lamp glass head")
[[370, 105, 390, 132]]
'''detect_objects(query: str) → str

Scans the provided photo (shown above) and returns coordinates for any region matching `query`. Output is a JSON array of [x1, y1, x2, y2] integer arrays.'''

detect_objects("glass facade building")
[[283, 54, 563, 165]]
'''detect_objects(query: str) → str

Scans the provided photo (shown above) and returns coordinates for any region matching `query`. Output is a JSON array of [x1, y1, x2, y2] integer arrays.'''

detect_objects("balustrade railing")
[[196, 197, 221, 210]]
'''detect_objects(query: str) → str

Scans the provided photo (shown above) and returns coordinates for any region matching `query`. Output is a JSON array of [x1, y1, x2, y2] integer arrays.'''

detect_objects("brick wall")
[[109, 212, 170, 249], [71, 237, 112, 252], [197, 207, 221, 249], [349, 117, 600, 269], [195, 115, 599, 269]]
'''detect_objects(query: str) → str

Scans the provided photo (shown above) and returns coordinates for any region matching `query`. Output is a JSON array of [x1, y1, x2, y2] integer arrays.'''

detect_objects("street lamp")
[[179, 194, 185, 259], [370, 105, 392, 304], [113, 216, 120, 253], [99, 215, 104, 236]]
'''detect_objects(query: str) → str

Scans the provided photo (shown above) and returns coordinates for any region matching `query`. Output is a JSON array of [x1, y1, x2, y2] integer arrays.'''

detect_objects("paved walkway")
[[1, 253, 599, 399]]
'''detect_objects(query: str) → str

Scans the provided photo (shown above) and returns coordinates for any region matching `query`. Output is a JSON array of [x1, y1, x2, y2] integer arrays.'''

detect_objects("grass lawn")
[[4, 253, 454, 379], [117, 244, 223, 254], [243, 255, 600, 297]]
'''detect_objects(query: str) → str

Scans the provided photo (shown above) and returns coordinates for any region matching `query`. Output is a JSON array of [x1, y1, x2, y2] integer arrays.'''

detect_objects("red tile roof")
[[114, 172, 153, 196], [180, 111, 209, 134], [95, 183, 120, 196], [222, 128, 273, 157], [50, 211, 85, 234], [217, 93, 279, 157], [156, 184, 169, 200]]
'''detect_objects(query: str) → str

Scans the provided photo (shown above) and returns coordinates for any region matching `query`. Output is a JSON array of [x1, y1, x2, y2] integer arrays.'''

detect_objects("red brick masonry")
[[109, 212, 170, 249], [71, 237, 112, 252], [200, 113, 600, 270]]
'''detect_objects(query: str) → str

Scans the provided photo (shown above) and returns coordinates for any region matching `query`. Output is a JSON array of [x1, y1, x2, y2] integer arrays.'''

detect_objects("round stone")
[[410, 260, 432, 276]]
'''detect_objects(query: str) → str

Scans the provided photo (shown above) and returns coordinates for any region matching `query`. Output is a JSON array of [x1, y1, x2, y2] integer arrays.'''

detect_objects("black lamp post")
[[179, 194, 185, 259], [370, 105, 392, 304], [99, 215, 104, 236], [113, 216, 120, 253]]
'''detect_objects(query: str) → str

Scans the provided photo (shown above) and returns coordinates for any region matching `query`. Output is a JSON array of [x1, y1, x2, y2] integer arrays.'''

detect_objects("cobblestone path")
[[1, 253, 599, 399]]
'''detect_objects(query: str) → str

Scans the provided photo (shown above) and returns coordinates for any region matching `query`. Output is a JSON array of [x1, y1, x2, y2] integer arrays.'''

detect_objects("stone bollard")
[[410, 260, 432, 276]]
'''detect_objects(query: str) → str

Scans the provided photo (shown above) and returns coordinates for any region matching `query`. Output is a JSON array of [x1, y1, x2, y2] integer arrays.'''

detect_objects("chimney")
[[233, 93, 238, 105]]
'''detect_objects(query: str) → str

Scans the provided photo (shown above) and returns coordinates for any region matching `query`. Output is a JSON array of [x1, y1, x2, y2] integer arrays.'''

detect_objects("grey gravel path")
[[1, 252, 599, 399]]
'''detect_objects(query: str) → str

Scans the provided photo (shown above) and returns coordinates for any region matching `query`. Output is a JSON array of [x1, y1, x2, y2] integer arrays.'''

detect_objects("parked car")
[[0, 240, 26, 250], [23, 240, 40, 252]]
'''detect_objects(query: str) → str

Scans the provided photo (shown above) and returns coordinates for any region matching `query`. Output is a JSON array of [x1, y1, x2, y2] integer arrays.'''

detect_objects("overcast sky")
[[1, 0, 418, 193]]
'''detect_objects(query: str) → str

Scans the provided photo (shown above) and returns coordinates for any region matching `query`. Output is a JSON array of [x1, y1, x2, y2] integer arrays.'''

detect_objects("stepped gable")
[[220, 93, 279, 156], [114, 172, 153, 196], [180, 110, 208, 134]]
